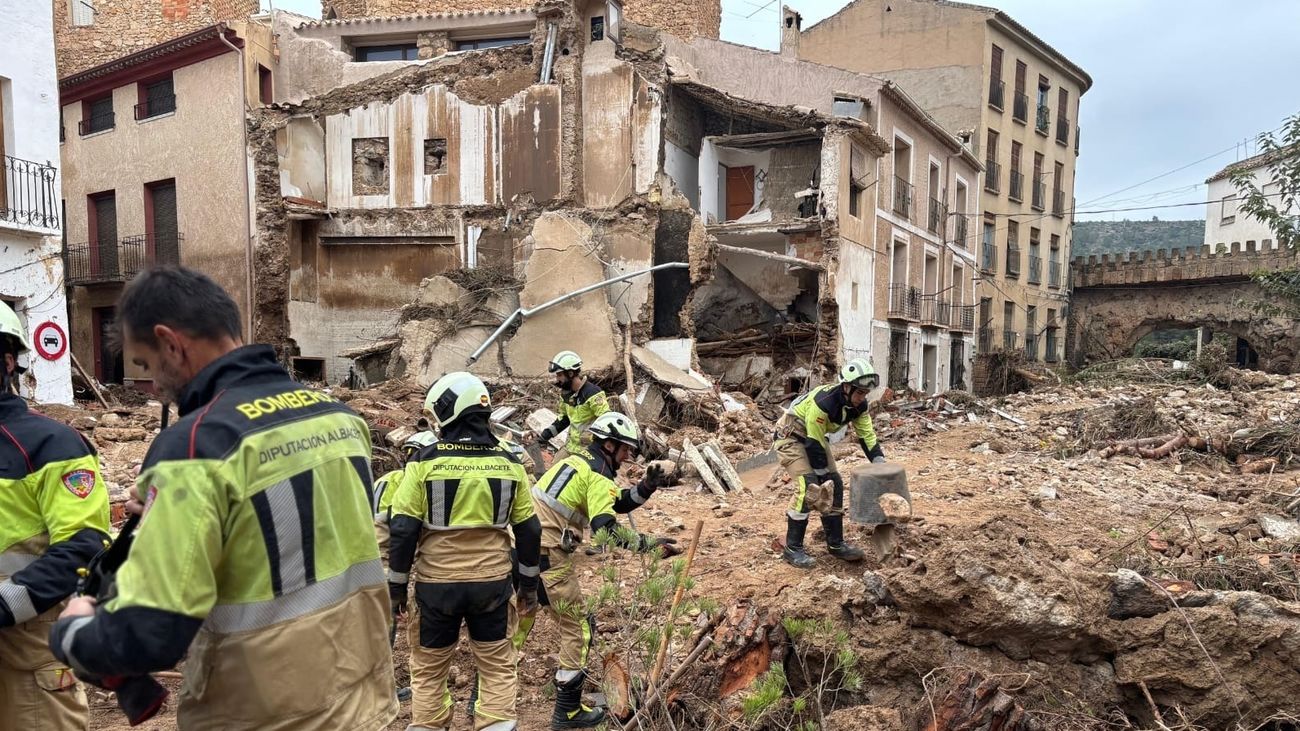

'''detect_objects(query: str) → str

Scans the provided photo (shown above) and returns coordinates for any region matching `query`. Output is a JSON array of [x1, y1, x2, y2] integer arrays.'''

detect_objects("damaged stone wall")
[[323, 0, 722, 40], [54, 0, 258, 76]]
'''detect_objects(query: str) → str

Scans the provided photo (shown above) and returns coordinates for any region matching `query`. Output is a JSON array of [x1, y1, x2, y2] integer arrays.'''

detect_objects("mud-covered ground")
[[80, 374, 1300, 729]]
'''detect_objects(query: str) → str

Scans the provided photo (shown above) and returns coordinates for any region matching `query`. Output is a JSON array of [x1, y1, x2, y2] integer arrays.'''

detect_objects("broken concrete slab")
[[1257, 514, 1300, 542], [525, 408, 568, 451], [646, 338, 695, 371], [632, 346, 711, 391], [397, 322, 503, 387], [701, 440, 744, 493], [635, 382, 666, 423], [506, 212, 620, 377], [416, 275, 472, 307], [683, 437, 726, 496]]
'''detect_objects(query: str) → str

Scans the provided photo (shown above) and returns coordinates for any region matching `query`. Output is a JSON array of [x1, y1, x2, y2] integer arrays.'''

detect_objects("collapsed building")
[[251, 0, 983, 403]]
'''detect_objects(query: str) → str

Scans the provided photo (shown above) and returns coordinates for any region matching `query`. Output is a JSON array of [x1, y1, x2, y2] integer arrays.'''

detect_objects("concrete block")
[[701, 440, 744, 493], [632, 346, 711, 390], [525, 408, 568, 451], [635, 382, 666, 422], [416, 275, 471, 307], [646, 338, 695, 371], [398, 322, 502, 387]]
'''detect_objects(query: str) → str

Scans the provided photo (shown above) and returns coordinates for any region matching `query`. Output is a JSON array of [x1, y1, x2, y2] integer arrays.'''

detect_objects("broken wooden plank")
[[990, 407, 1027, 426], [683, 438, 726, 496], [701, 440, 745, 493]]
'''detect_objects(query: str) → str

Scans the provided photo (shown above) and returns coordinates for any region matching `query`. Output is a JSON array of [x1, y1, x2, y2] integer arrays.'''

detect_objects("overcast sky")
[[266, 0, 1300, 222]]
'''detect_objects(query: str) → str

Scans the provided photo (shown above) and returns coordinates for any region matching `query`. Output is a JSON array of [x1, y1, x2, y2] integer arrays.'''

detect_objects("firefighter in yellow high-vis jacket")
[[387, 372, 542, 731], [50, 267, 396, 730], [0, 306, 109, 731]]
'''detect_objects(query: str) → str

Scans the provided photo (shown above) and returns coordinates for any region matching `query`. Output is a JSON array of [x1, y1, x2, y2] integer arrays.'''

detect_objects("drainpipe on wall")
[[217, 23, 256, 343]]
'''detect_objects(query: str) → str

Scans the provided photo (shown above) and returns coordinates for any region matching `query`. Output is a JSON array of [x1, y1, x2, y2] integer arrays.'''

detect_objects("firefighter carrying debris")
[[388, 372, 543, 731], [1, 306, 110, 730], [534, 351, 608, 460], [773, 358, 887, 569], [50, 267, 397, 730], [516, 411, 676, 729]]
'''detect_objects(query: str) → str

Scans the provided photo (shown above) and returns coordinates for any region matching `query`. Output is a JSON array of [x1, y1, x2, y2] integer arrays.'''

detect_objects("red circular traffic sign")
[[33, 321, 67, 361]]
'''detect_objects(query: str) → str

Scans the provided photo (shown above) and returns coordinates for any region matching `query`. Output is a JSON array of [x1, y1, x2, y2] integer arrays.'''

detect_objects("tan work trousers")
[[775, 437, 843, 519], [513, 549, 593, 672], [0, 605, 89, 731], [408, 578, 518, 730]]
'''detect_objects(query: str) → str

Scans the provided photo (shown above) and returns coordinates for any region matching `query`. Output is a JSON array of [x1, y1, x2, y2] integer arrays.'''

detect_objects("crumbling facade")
[[321, 0, 722, 42], [59, 20, 278, 388], [52, 0, 259, 76], [794, 0, 1090, 366], [2, 1, 73, 404], [253, 0, 982, 404]]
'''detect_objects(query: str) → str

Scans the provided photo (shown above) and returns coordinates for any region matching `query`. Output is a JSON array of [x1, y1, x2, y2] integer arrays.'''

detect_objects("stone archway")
[[1070, 281, 1299, 374]]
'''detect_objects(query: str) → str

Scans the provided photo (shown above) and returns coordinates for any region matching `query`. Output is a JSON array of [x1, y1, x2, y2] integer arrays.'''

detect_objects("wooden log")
[[70, 352, 111, 409], [683, 438, 726, 496], [1138, 435, 1188, 459], [648, 520, 705, 693]]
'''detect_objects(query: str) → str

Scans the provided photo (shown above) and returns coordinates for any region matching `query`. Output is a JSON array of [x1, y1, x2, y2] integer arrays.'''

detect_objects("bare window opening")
[[591, 16, 605, 41], [849, 178, 864, 218], [424, 138, 448, 175], [292, 357, 325, 383], [70, 0, 95, 26], [352, 138, 389, 196]]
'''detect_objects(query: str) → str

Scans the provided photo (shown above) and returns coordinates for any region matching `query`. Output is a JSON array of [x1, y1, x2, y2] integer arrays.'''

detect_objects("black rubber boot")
[[823, 513, 865, 562], [551, 671, 606, 729], [782, 516, 816, 569]]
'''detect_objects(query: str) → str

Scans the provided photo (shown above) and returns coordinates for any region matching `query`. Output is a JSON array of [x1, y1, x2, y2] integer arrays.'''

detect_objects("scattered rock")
[[1256, 514, 1300, 542]]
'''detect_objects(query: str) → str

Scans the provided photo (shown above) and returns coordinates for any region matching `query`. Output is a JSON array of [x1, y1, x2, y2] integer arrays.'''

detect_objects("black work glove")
[[516, 578, 540, 617], [388, 582, 408, 618], [643, 463, 669, 491], [639, 534, 682, 557], [539, 426, 559, 443]]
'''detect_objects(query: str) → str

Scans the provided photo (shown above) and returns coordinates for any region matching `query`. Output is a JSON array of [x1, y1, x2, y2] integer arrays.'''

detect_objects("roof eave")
[[989, 13, 1092, 93]]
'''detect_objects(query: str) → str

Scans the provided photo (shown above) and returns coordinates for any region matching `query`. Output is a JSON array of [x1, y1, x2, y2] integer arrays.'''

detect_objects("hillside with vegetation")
[[1072, 218, 1204, 257]]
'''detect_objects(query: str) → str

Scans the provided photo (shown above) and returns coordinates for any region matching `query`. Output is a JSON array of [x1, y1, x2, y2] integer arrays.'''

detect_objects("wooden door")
[[725, 166, 755, 221]]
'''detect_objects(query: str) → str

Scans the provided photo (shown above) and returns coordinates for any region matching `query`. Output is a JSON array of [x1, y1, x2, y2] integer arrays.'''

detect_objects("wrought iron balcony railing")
[[893, 176, 914, 220], [1024, 332, 1039, 361], [1012, 92, 1028, 122], [953, 215, 969, 248], [921, 296, 951, 328], [1032, 180, 1046, 211], [984, 159, 1000, 194], [980, 240, 997, 273], [64, 233, 183, 286], [1005, 244, 1021, 277], [951, 304, 976, 333], [1028, 254, 1042, 284], [1003, 329, 1019, 351], [1008, 169, 1024, 201], [928, 196, 946, 235], [989, 79, 1005, 110], [1, 155, 60, 230], [978, 326, 994, 352], [1053, 189, 1066, 218], [1036, 104, 1051, 135], [888, 284, 921, 320], [134, 94, 177, 120], [1049, 258, 1062, 288], [79, 110, 115, 136], [1056, 114, 1071, 146]]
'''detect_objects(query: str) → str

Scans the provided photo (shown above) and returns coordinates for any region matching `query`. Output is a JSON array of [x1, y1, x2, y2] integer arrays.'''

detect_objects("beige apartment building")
[[58, 20, 276, 389], [795, 0, 1091, 365]]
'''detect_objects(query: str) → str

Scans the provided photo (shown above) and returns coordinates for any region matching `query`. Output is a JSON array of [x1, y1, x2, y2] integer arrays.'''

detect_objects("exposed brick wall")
[[54, 0, 259, 77], [322, 0, 721, 39]]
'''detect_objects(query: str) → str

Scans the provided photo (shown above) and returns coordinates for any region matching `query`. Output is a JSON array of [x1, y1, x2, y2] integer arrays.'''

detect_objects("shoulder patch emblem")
[[62, 469, 97, 499]]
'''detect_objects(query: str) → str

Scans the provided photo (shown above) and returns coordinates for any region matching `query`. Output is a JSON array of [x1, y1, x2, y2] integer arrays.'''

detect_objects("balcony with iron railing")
[[1075, 125, 1081, 156], [1005, 244, 1021, 278], [951, 304, 975, 333], [1024, 332, 1039, 361], [893, 176, 913, 220], [64, 233, 183, 286], [953, 215, 969, 248], [927, 196, 947, 235], [988, 79, 1005, 110], [1008, 169, 1024, 202], [1052, 189, 1065, 218], [1031, 180, 1045, 211], [980, 240, 997, 273], [1028, 254, 1042, 285], [888, 284, 921, 321], [1056, 115, 1070, 146], [1035, 104, 1051, 135], [920, 296, 951, 328], [1045, 329, 1060, 362], [2, 155, 60, 232], [1012, 92, 1028, 123], [79, 110, 115, 136], [134, 93, 177, 121], [984, 159, 1000, 194], [1002, 329, 1019, 351], [978, 326, 994, 352], [1049, 258, 1062, 288]]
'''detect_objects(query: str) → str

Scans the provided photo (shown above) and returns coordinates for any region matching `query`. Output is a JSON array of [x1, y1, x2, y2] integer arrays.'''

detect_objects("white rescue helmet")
[[588, 411, 640, 451], [839, 358, 879, 391], [0, 306, 31, 355], [548, 350, 583, 374], [423, 372, 491, 428]]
